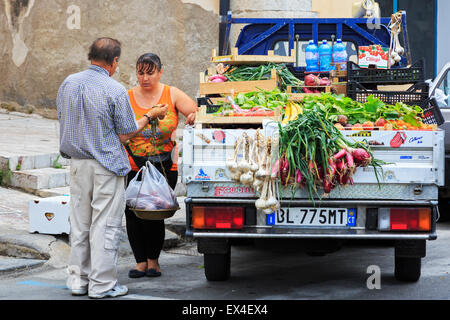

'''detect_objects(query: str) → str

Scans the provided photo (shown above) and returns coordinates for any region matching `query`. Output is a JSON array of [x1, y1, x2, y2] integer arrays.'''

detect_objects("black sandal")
[[145, 269, 162, 277], [128, 269, 146, 278]]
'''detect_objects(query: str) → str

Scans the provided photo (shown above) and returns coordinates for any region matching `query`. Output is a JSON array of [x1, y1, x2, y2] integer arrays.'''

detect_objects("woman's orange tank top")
[[127, 85, 178, 171]]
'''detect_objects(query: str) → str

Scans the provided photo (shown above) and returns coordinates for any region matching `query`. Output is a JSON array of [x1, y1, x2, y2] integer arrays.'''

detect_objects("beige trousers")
[[67, 159, 126, 295]]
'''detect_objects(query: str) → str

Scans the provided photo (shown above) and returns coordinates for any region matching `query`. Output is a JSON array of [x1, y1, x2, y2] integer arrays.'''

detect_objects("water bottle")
[[305, 40, 319, 72], [332, 39, 348, 71], [319, 40, 332, 72]]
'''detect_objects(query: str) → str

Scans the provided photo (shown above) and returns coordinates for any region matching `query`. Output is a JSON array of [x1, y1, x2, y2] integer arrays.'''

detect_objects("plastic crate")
[[197, 97, 222, 114], [420, 97, 444, 126], [347, 59, 425, 85], [347, 81, 429, 107]]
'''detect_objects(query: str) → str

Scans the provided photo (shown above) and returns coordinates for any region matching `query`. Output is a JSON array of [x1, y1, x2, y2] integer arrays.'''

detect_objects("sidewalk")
[[0, 109, 187, 273]]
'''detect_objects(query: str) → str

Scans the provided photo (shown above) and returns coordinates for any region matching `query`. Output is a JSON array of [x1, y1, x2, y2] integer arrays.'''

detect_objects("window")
[[434, 69, 450, 107], [273, 40, 358, 68]]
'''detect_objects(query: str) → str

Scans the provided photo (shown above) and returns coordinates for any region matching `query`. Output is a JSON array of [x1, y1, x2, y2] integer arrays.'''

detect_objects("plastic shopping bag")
[[125, 161, 179, 210]]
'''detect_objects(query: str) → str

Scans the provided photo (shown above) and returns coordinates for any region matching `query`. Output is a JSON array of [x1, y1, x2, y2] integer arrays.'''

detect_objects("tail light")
[[192, 206, 244, 229], [378, 208, 431, 231]]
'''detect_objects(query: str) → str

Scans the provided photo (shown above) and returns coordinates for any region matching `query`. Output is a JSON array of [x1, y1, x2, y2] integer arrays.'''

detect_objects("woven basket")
[[131, 206, 180, 220]]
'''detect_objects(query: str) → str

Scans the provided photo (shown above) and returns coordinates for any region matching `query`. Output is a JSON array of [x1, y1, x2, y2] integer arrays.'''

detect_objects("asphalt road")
[[0, 222, 449, 302]]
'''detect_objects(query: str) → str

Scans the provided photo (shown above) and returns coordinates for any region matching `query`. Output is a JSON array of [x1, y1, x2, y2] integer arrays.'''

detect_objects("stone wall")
[[0, 0, 219, 109], [0, 0, 317, 112], [228, 0, 317, 50]]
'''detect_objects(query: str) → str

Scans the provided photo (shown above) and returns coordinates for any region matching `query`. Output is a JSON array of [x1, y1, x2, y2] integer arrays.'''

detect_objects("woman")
[[125, 53, 198, 278]]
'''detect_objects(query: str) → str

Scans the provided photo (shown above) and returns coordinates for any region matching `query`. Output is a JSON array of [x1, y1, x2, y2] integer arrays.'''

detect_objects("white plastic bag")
[[126, 161, 179, 210]]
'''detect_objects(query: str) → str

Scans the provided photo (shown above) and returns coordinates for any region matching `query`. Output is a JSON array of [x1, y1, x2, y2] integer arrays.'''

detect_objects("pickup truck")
[[181, 12, 446, 283]]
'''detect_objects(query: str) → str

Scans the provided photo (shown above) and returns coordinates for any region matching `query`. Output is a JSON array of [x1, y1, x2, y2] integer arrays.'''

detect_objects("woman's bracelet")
[[143, 114, 152, 122]]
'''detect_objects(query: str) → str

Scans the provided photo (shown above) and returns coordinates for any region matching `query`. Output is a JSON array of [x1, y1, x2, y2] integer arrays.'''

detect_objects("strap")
[[125, 143, 142, 168]]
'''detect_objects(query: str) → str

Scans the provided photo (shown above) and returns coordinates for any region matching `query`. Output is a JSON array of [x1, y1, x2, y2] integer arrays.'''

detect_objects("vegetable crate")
[[195, 105, 281, 128], [199, 68, 280, 96], [420, 98, 445, 126], [347, 81, 444, 126], [210, 47, 296, 65], [347, 81, 429, 107], [286, 85, 331, 94], [347, 59, 424, 85]]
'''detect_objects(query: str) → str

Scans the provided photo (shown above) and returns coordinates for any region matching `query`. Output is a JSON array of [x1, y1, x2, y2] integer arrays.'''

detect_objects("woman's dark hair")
[[88, 37, 121, 65], [136, 53, 162, 74]]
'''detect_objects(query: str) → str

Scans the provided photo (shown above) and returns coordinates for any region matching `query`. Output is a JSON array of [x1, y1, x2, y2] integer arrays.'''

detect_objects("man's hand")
[[185, 112, 196, 125]]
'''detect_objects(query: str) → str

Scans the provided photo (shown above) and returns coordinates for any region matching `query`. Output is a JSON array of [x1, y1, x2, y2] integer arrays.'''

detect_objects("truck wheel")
[[204, 252, 231, 281], [394, 257, 421, 282]]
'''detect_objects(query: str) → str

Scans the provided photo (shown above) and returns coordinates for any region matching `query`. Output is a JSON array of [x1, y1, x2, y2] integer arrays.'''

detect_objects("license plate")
[[266, 207, 357, 227]]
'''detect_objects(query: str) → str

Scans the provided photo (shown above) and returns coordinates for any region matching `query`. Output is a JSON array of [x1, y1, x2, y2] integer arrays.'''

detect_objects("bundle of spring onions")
[[275, 110, 385, 200], [224, 63, 304, 90]]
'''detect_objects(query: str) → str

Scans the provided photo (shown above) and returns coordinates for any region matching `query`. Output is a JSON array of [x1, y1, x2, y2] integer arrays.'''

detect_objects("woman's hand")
[[146, 104, 168, 120], [185, 112, 196, 125]]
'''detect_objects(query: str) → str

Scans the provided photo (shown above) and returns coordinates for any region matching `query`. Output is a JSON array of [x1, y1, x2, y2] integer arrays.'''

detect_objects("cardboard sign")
[[358, 45, 389, 69]]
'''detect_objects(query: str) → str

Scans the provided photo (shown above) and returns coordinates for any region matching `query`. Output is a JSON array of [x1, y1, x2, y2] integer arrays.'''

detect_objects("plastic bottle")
[[319, 40, 332, 72], [305, 40, 319, 72], [332, 39, 348, 71]]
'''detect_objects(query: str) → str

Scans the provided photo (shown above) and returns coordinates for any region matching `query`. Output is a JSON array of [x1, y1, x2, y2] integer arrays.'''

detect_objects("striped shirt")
[[57, 65, 138, 176]]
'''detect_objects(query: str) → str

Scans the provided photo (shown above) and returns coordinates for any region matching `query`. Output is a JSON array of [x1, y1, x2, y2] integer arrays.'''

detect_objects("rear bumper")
[[186, 227, 436, 240], [185, 197, 438, 241]]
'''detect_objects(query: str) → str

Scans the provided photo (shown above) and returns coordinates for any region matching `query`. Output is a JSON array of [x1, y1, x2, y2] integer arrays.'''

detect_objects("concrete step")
[[35, 186, 70, 198], [0, 153, 69, 172], [9, 167, 70, 193]]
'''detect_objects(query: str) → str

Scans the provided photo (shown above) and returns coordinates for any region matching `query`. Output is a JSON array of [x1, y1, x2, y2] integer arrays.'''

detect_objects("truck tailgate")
[[182, 127, 445, 201]]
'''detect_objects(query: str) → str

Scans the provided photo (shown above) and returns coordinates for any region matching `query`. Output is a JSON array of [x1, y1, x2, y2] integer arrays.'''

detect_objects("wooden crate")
[[331, 83, 347, 95], [286, 85, 331, 94], [199, 68, 279, 96], [287, 93, 321, 101], [195, 105, 281, 128], [210, 47, 296, 65]]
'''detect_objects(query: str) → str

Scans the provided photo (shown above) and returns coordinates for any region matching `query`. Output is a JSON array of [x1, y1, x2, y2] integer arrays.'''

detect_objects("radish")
[[319, 77, 331, 86], [337, 115, 348, 126], [328, 158, 337, 177], [323, 179, 333, 194], [336, 158, 345, 172], [345, 151, 356, 174], [296, 169, 303, 184], [333, 149, 347, 161], [271, 159, 280, 179], [317, 166, 324, 182], [304, 74, 320, 87], [352, 148, 372, 167], [209, 74, 227, 82]]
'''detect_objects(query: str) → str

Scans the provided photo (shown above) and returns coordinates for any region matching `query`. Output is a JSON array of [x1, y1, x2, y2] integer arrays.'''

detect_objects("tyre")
[[394, 256, 421, 282], [204, 252, 231, 281]]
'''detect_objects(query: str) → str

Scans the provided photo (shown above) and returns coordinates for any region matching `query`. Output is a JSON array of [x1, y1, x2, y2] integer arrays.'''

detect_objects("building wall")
[[437, 0, 450, 74], [227, 0, 317, 51], [0, 0, 219, 108], [312, 0, 358, 18]]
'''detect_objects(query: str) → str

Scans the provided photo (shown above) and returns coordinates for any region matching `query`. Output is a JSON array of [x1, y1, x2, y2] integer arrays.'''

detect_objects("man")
[[57, 37, 168, 299]]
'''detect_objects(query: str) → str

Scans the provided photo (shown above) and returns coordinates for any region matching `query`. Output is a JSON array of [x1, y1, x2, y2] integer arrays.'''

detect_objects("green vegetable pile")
[[277, 109, 385, 202], [217, 88, 289, 111], [299, 93, 425, 127], [224, 63, 304, 90]]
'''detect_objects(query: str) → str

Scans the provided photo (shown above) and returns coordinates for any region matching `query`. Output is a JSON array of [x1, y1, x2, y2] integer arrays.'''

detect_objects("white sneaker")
[[88, 284, 128, 299], [71, 287, 88, 296]]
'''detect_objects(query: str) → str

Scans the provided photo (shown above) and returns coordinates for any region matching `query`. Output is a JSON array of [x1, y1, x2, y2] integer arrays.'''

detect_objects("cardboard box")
[[358, 45, 389, 69], [29, 196, 70, 235]]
